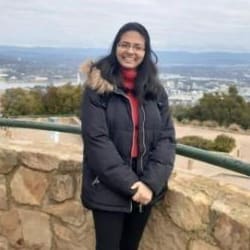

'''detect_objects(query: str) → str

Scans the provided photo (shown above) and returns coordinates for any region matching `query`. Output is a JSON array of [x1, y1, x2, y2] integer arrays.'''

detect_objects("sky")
[[0, 0, 250, 52]]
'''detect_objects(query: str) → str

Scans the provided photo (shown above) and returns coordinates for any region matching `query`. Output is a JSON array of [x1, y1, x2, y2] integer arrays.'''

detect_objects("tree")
[[172, 85, 250, 129], [1, 84, 82, 117], [1, 88, 43, 116]]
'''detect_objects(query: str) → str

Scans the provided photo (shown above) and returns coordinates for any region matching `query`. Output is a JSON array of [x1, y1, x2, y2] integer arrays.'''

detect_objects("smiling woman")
[[116, 31, 145, 69], [80, 22, 176, 250]]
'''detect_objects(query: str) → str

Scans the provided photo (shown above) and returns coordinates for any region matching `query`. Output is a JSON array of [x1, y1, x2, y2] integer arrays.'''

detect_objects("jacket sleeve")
[[81, 87, 139, 197], [140, 87, 176, 195]]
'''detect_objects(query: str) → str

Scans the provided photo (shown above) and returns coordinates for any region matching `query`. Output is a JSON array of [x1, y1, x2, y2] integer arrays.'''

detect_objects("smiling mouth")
[[123, 57, 135, 63]]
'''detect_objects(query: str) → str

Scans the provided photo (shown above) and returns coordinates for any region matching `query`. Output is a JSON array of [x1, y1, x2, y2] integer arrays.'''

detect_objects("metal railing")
[[0, 117, 250, 176]]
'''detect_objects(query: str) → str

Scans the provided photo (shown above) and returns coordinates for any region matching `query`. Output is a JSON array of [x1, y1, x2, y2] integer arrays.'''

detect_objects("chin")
[[121, 63, 137, 69]]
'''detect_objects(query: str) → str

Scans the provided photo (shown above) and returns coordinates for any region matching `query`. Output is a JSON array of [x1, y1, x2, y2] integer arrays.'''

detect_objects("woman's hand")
[[131, 181, 153, 205]]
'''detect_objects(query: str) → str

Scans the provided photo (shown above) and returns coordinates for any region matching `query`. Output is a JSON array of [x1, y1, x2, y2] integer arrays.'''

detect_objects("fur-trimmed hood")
[[80, 61, 114, 94]]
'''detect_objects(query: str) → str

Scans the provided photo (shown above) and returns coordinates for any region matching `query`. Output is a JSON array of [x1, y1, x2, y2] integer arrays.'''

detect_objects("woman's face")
[[116, 31, 145, 69]]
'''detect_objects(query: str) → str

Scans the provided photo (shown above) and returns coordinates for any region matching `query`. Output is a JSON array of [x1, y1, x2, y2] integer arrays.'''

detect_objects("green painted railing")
[[0, 118, 250, 176], [0, 118, 81, 134]]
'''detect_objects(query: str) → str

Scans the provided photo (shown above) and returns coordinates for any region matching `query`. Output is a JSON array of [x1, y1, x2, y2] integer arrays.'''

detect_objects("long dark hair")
[[93, 22, 161, 101]]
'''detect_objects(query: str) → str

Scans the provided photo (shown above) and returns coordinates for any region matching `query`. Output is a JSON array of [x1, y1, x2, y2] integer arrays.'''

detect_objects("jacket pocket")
[[89, 178, 128, 207], [91, 176, 100, 186], [150, 186, 167, 205]]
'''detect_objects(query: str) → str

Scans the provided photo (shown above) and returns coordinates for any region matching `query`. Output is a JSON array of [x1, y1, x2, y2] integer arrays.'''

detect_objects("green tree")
[[178, 86, 250, 129], [1, 88, 43, 116], [1, 84, 82, 117]]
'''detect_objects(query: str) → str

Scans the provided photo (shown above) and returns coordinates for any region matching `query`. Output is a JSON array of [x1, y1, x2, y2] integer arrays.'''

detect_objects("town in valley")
[[1, 46, 250, 106]]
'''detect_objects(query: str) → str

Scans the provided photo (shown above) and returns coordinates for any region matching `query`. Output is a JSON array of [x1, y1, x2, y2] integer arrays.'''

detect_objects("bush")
[[213, 134, 236, 152], [190, 120, 202, 126], [0, 84, 82, 116], [178, 134, 236, 153], [228, 123, 242, 132], [202, 120, 219, 128], [177, 136, 214, 150], [180, 119, 190, 125]]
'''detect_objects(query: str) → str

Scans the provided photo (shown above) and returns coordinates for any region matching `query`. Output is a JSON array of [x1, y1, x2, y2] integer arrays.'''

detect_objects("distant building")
[[165, 80, 176, 89], [34, 76, 48, 82], [169, 94, 193, 106], [0, 73, 8, 80], [9, 76, 17, 81], [54, 75, 63, 79], [168, 93, 202, 106]]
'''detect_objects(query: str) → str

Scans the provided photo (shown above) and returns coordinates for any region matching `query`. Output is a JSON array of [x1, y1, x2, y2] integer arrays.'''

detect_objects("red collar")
[[121, 68, 137, 91]]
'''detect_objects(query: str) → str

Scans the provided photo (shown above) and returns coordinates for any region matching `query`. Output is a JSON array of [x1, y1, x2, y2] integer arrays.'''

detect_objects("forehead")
[[119, 31, 145, 44]]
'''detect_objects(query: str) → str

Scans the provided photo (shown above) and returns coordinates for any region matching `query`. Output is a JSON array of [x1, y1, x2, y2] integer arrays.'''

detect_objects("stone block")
[[141, 204, 189, 250], [59, 159, 81, 172], [212, 196, 250, 250], [0, 149, 18, 174], [213, 212, 250, 250], [44, 200, 85, 226], [49, 174, 74, 202], [20, 151, 60, 172], [10, 166, 49, 205], [0, 209, 23, 248], [52, 213, 94, 250], [166, 189, 210, 231], [18, 209, 52, 250]]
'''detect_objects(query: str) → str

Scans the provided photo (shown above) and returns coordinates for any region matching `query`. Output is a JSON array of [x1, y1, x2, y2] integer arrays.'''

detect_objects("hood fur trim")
[[80, 61, 114, 94]]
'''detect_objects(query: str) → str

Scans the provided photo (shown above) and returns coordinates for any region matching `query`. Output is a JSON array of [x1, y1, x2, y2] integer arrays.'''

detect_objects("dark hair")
[[93, 22, 161, 101]]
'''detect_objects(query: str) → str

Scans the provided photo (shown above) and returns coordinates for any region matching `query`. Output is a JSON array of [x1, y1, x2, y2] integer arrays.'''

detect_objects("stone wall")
[[0, 143, 249, 250]]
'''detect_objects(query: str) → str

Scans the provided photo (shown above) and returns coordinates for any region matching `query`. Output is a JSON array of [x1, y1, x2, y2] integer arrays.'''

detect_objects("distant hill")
[[157, 51, 250, 66], [1, 46, 250, 66], [0, 46, 106, 65]]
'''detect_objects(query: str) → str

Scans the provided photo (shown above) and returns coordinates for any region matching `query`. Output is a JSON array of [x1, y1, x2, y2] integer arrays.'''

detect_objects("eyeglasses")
[[117, 42, 145, 52]]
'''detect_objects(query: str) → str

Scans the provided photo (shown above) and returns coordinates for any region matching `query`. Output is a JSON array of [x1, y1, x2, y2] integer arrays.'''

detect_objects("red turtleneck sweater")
[[121, 68, 139, 158]]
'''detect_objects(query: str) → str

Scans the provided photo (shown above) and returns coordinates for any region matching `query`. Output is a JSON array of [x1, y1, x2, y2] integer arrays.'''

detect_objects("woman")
[[80, 22, 176, 250]]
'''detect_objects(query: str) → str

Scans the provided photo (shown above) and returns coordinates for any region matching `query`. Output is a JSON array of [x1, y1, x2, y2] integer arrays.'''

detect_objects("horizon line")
[[1, 45, 250, 54]]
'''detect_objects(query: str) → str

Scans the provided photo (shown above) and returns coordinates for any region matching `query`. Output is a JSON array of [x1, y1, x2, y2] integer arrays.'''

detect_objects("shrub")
[[0, 84, 82, 116], [228, 123, 242, 132], [202, 120, 219, 128], [190, 120, 202, 126], [213, 134, 236, 152], [177, 136, 214, 150], [178, 134, 236, 153], [180, 119, 190, 125]]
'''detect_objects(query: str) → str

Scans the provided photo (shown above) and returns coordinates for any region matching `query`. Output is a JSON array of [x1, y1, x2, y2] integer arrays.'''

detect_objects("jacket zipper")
[[139, 105, 146, 213], [129, 157, 133, 212], [114, 90, 135, 213], [114, 90, 149, 213], [140, 105, 146, 172]]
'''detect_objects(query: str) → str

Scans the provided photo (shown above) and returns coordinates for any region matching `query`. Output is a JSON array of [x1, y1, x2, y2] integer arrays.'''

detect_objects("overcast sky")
[[0, 0, 250, 52]]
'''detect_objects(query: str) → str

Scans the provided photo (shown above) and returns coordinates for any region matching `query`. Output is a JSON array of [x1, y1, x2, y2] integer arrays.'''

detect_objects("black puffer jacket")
[[80, 64, 176, 213]]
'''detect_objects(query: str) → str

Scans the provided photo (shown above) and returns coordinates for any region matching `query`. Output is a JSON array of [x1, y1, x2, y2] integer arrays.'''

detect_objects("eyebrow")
[[119, 41, 144, 46]]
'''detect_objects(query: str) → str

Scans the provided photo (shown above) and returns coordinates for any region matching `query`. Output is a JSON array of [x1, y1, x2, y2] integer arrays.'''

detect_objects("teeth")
[[124, 58, 134, 62]]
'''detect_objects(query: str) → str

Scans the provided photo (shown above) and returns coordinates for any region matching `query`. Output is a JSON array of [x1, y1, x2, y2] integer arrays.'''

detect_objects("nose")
[[127, 46, 134, 53]]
